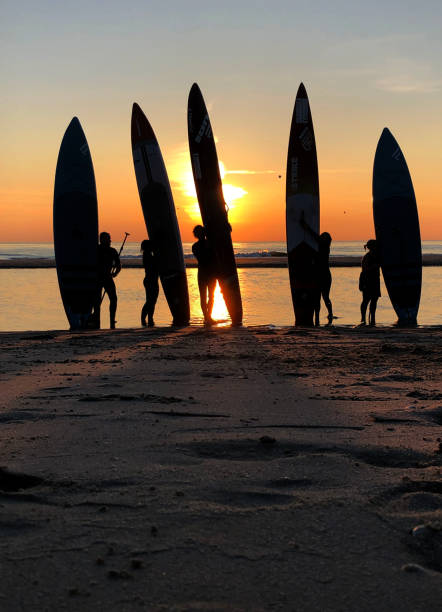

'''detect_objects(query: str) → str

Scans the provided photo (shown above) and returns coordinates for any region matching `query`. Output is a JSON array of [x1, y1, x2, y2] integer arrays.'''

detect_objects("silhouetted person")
[[140, 239, 159, 327], [94, 232, 121, 329], [359, 239, 380, 327], [300, 215, 334, 325], [192, 225, 217, 325]]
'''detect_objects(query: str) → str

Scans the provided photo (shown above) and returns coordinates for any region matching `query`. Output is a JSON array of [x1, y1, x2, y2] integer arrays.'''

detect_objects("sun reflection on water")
[[211, 281, 230, 325], [1, 267, 441, 331]]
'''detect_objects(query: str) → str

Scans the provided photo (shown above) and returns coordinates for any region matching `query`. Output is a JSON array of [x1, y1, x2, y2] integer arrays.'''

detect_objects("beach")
[[1, 324, 441, 610]]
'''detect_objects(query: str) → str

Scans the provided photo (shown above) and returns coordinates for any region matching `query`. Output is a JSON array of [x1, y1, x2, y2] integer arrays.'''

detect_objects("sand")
[[1, 324, 441, 611]]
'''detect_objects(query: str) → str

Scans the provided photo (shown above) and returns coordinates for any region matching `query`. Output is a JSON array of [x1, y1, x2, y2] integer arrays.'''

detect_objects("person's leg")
[[147, 282, 159, 327], [141, 304, 148, 327], [206, 277, 216, 321], [369, 297, 378, 326], [314, 290, 321, 326], [105, 279, 117, 328], [198, 274, 208, 321], [360, 292, 370, 325], [322, 274, 333, 320], [141, 278, 148, 326], [91, 283, 103, 329]]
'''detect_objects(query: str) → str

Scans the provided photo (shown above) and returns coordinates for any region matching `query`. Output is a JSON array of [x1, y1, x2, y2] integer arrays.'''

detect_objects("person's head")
[[140, 239, 151, 253], [100, 231, 111, 246], [193, 225, 206, 240], [364, 239, 377, 251], [320, 232, 332, 246]]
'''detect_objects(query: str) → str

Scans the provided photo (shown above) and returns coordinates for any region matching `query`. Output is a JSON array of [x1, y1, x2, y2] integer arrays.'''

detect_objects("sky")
[[1, 0, 442, 243]]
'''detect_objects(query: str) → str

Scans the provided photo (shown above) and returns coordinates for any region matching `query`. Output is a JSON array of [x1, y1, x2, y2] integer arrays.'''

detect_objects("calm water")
[[0, 267, 440, 331], [1, 241, 442, 260]]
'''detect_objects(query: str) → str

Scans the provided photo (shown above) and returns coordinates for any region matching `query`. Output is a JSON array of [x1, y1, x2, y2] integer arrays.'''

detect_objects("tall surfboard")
[[373, 128, 422, 325], [131, 103, 190, 326], [187, 83, 243, 326], [286, 83, 320, 326], [53, 117, 98, 330]]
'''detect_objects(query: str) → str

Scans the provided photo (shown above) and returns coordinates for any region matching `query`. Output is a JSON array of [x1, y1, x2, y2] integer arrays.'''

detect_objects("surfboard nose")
[[131, 103, 156, 142]]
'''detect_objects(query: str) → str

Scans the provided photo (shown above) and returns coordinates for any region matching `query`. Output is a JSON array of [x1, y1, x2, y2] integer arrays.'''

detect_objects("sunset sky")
[[1, 0, 442, 243]]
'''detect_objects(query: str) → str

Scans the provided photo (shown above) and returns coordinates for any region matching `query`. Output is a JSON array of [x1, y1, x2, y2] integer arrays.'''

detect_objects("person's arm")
[[112, 249, 122, 277]]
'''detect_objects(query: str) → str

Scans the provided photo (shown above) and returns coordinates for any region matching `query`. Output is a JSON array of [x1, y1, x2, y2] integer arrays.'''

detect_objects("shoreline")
[[1, 253, 442, 268]]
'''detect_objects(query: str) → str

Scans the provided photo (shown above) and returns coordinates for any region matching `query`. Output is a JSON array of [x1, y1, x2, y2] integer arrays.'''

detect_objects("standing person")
[[95, 232, 121, 329], [300, 215, 334, 325], [140, 239, 159, 327], [192, 225, 217, 325], [358, 239, 381, 327]]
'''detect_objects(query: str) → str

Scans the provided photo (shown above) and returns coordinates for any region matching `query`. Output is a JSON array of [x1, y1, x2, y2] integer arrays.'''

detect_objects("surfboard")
[[131, 103, 190, 326], [187, 83, 242, 325], [286, 83, 320, 326], [53, 117, 98, 330], [373, 128, 422, 325]]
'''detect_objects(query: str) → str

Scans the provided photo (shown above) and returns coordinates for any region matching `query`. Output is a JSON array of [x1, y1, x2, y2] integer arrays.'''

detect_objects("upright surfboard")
[[53, 117, 98, 330], [286, 83, 320, 326], [373, 128, 422, 325], [187, 83, 243, 326], [131, 103, 190, 326]]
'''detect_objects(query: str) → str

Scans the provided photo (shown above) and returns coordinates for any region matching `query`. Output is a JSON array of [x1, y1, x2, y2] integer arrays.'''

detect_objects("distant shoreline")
[[1, 254, 441, 268]]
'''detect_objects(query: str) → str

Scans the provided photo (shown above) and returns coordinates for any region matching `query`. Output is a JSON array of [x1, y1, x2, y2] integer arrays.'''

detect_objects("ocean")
[[0, 242, 441, 331], [1, 241, 442, 261]]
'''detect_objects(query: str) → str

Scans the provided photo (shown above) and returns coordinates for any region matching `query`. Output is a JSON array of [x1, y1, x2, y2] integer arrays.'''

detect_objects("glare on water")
[[0, 267, 441, 331], [211, 281, 230, 324]]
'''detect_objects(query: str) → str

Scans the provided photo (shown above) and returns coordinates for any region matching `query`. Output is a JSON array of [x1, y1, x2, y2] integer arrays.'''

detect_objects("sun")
[[218, 161, 247, 212], [169, 146, 247, 223]]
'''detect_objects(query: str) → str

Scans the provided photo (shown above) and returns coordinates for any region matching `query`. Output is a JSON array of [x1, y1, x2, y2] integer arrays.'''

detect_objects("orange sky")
[[2, 130, 441, 244], [2, 2, 442, 243]]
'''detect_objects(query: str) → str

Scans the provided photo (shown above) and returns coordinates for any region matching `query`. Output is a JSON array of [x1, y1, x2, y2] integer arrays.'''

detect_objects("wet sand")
[[1, 325, 441, 610], [1, 254, 442, 268]]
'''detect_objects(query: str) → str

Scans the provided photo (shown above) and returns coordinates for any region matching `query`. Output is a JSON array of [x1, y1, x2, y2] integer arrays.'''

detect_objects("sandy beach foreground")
[[1, 325, 441, 610]]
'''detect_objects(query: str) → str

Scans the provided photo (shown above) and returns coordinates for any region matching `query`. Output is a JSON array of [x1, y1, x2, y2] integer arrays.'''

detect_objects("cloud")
[[322, 36, 440, 94], [327, 33, 420, 55], [375, 76, 441, 93], [320, 168, 367, 174], [375, 57, 441, 93]]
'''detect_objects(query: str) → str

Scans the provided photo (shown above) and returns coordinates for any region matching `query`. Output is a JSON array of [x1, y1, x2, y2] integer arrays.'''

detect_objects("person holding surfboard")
[[140, 239, 159, 327], [300, 213, 334, 326], [192, 225, 217, 325], [94, 232, 121, 329], [358, 239, 381, 327]]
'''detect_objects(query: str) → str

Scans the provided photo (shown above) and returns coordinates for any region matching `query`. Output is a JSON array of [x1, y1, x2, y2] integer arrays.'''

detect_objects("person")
[[140, 239, 159, 327], [300, 215, 334, 325], [358, 239, 380, 327], [192, 225, 217, 325], [95, 232, 121, 329]]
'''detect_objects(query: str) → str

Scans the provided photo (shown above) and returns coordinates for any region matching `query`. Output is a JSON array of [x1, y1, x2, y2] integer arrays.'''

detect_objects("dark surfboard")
[[373, 128, 422, 325], [131, 103, 190, 326], [286, 83, 320, 326], [187, 83, 242, 325], [53, 117, 98, 330]]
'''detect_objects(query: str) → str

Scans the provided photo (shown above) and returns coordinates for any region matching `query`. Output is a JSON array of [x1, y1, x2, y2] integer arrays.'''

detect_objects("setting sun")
[[168, 146, 247, 225]]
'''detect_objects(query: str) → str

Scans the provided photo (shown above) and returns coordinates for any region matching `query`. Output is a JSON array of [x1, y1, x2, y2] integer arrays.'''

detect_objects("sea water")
[[0, 266, 441, 331], [1, 241, 442, 261]]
